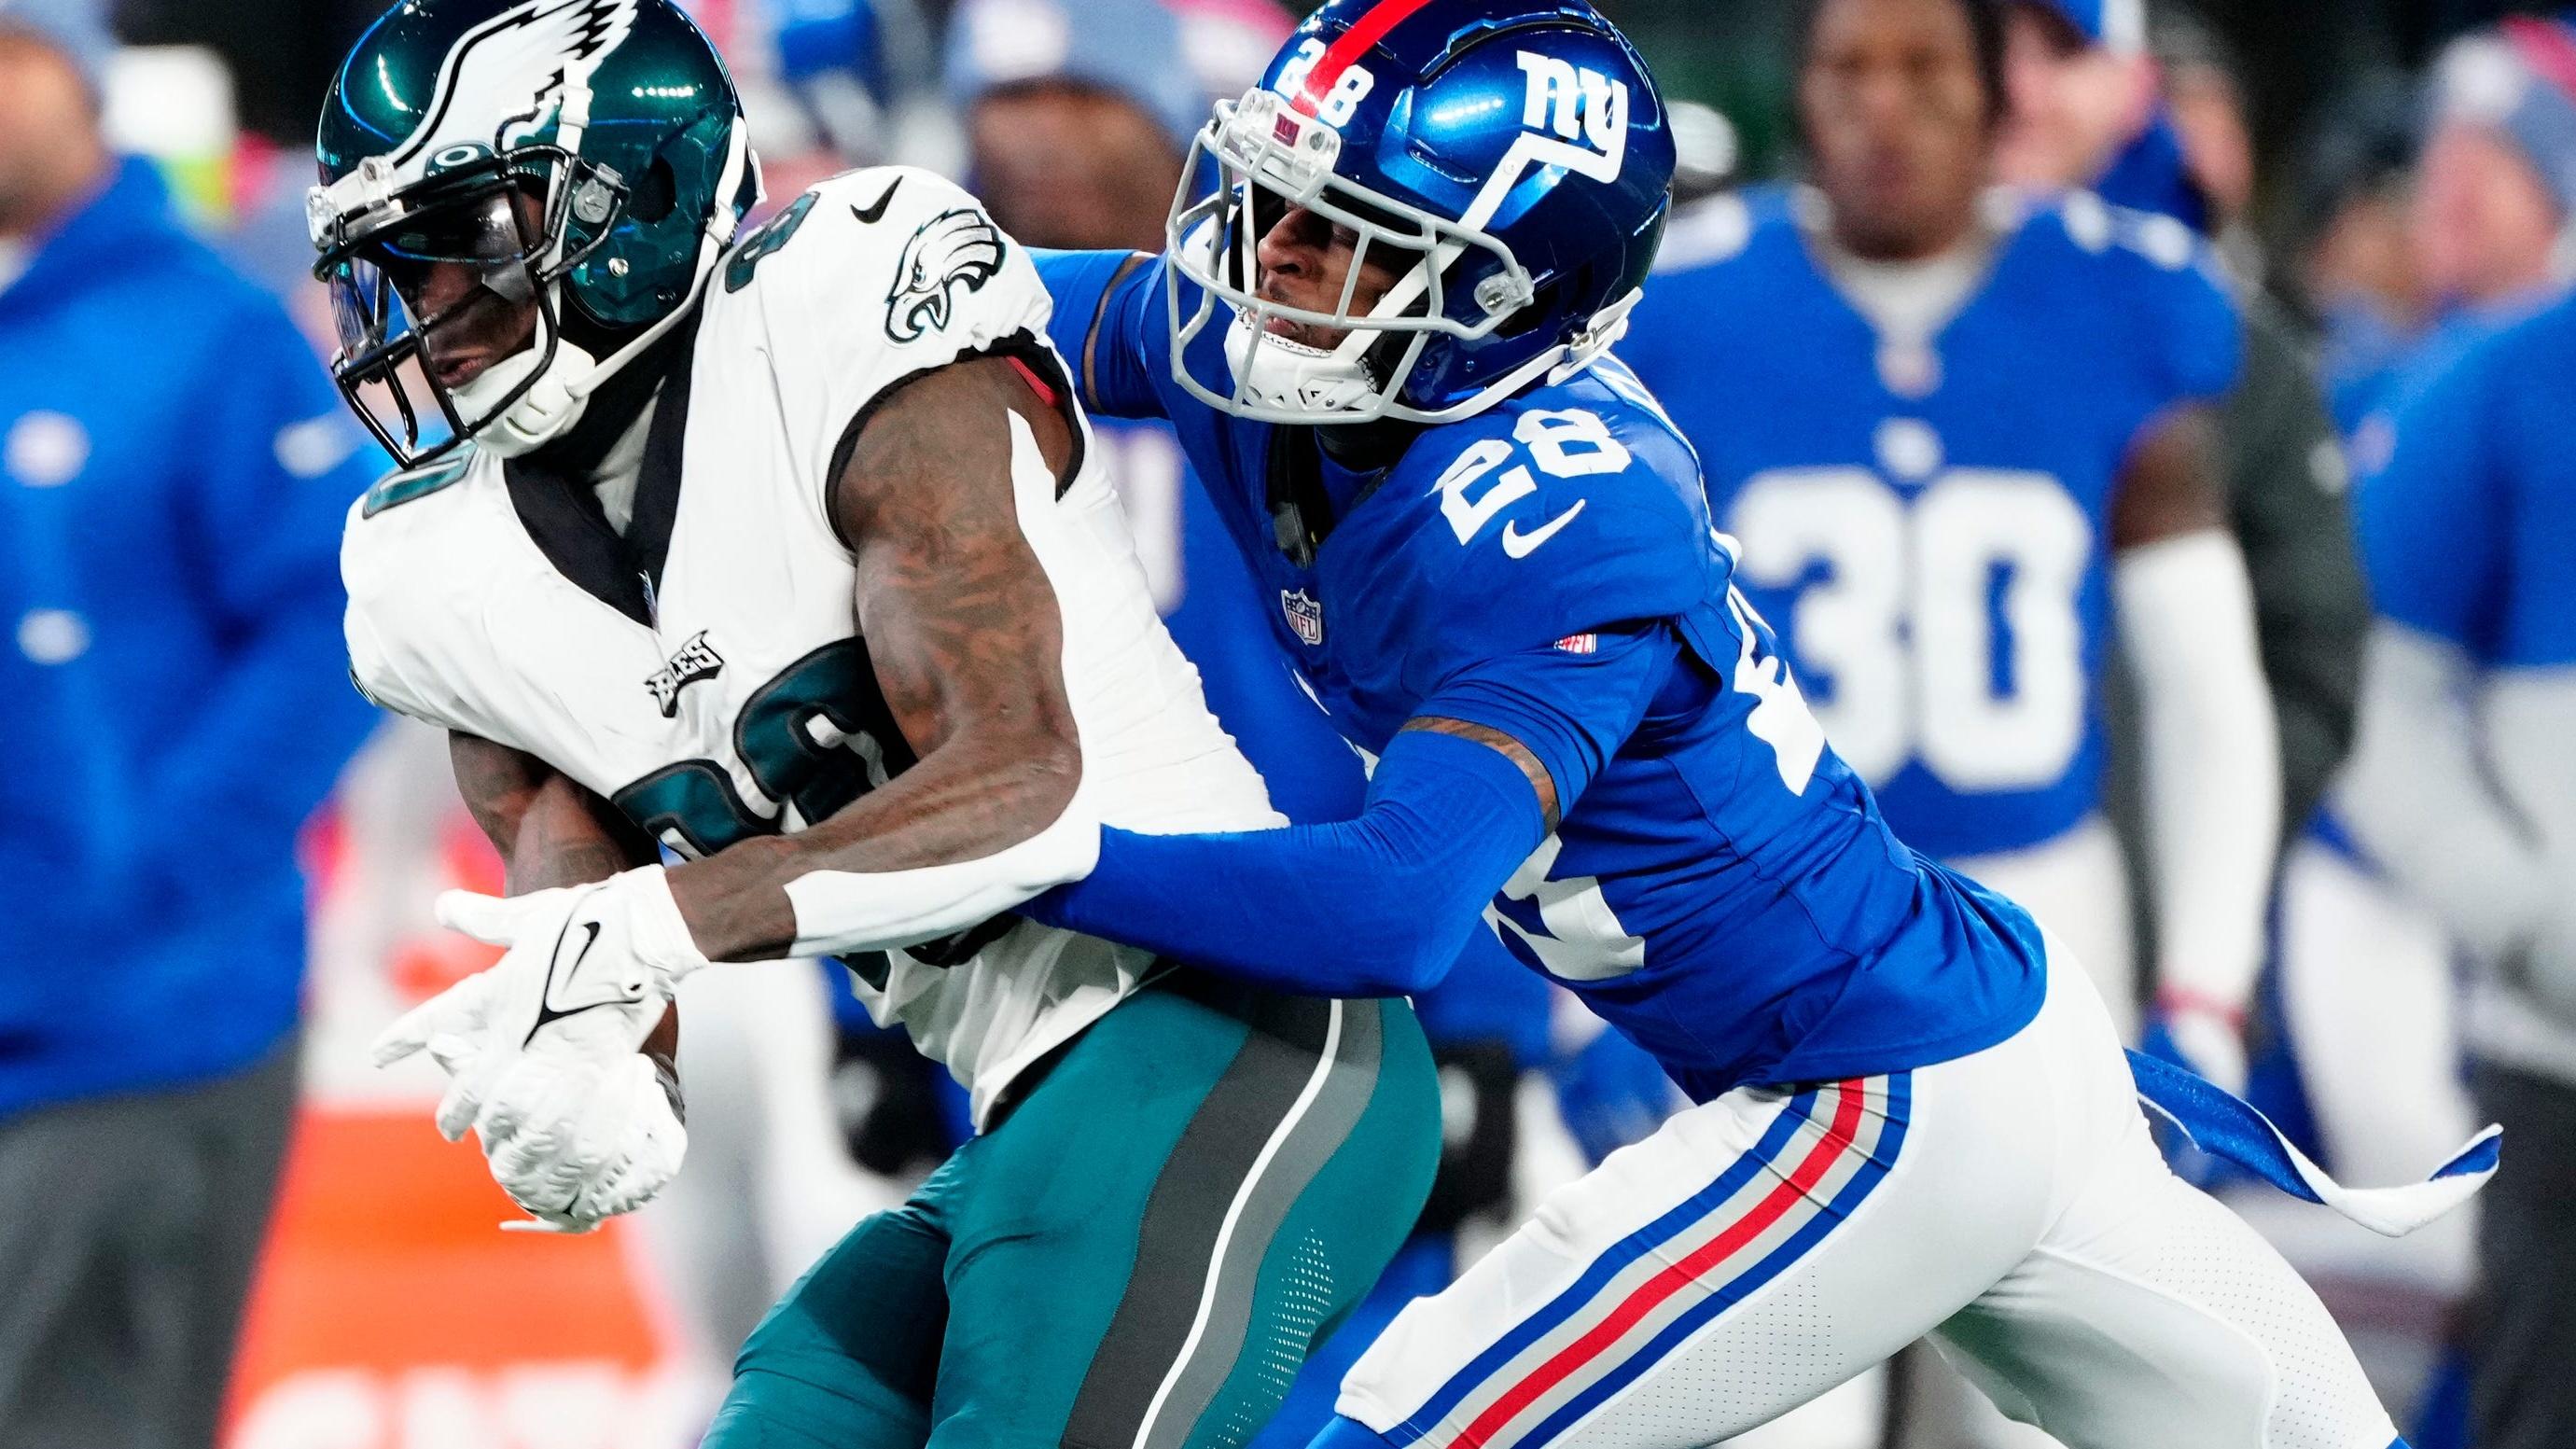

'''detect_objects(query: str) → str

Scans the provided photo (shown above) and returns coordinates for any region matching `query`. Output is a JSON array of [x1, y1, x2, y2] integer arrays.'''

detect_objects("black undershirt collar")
[[504, 311, 701, 626]]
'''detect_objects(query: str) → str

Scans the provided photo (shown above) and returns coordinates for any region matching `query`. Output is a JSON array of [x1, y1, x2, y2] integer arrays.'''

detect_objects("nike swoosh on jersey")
[[851, 176, 903, 225], [1500, 499, 1588, 558]]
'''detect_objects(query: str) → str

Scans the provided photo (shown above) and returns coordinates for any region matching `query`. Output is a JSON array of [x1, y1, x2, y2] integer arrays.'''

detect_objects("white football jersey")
[[342, 168, 1277, 1125]]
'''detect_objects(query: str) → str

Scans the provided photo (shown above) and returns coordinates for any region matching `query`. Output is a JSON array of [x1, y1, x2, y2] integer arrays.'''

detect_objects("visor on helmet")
[[310, 147, 628, 467]]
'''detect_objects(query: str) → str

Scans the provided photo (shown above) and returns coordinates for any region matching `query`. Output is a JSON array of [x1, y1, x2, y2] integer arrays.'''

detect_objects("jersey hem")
[[1739, 980, 2049, 1094]]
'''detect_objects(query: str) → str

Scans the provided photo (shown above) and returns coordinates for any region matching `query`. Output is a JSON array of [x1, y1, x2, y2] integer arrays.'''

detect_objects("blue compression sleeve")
[[1024, 728, 1548, 997]]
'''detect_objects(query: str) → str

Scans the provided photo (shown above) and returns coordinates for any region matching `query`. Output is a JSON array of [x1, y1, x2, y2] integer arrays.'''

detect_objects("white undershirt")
[[586, 396, 657, 536], [1797, 194, 1999, 396], [1817, 239, 1993, 343], [0, 239, 30, 297], [1800, 184, 1995, 331]]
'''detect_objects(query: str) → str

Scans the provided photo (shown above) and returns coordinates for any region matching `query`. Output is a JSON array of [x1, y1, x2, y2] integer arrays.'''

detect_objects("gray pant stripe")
[[1062, 990, 1371, 1449], [1132, 996, 1385, 1449]]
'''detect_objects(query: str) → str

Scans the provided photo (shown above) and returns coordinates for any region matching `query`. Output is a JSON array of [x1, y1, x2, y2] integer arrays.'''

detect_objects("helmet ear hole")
[[632, 158, 679, 225]]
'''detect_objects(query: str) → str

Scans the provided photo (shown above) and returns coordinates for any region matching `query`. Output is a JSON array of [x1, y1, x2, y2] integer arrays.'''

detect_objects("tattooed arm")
[[450, 731, 659, 893], [663, 354, 1092, 962], [445, 731, 679, 1066]]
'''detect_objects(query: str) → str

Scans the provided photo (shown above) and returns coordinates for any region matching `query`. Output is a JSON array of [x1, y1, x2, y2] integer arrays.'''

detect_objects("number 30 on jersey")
[[1729, 467, 2091, 792]]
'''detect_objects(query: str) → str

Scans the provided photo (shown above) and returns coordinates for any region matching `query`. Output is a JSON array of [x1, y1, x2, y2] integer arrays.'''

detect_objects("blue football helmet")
[[1165, 0, 1675, 425]]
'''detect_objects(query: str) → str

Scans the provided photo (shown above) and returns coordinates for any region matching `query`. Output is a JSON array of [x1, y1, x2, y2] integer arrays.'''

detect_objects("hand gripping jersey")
[[1036, 247, 2048, 1101], [1621, 188, 2243, 860], [342, 170, 1277, 1126]]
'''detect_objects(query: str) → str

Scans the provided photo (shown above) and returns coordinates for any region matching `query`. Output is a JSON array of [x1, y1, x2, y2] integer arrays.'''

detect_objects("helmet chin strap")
[[1227, 312, 1381, 417]]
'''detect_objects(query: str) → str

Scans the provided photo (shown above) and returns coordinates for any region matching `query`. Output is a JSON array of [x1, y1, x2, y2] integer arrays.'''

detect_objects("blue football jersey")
[[1100, 414, 1553, 1055], [1036, 247, 2046, 1100], [2354, 289, 2576, 672], [1092, 415, 1364, 823], [1622, 189, 2242, 860]]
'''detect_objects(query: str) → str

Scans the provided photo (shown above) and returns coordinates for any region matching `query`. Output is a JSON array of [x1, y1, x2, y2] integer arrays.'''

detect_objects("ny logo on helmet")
[[1515, 52, 1629, 183]]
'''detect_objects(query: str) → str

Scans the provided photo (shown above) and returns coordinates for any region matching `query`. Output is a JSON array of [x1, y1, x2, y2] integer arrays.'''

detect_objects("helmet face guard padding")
[[1164, 86, 1646, 426]]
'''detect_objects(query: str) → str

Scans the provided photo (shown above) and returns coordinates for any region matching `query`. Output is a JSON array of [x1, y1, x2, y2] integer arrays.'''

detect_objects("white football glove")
[[476, 1047, 688, 1233], [370, 866, 709, 1230]]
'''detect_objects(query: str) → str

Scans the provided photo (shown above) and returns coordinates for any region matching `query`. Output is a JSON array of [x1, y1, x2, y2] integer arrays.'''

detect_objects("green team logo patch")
[[361, 449, 476, 517]]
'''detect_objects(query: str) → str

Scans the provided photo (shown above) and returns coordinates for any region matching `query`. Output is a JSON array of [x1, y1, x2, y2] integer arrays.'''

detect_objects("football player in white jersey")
[[309, 2, 1439, 1443]]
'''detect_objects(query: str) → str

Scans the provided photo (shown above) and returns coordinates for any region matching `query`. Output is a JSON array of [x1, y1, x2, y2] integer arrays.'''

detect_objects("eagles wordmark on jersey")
[[320, 4, 1443, 1446], [344, 167, 1277, 1125]]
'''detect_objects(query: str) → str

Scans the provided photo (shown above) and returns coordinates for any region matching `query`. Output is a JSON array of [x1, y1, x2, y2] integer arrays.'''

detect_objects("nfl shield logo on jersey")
[[644, 630, 725, 717], [1281, 588, 1325, 647]]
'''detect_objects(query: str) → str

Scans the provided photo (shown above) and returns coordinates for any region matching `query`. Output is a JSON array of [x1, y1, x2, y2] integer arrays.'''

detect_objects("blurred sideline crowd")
[[3, 0, 2575, 1446]]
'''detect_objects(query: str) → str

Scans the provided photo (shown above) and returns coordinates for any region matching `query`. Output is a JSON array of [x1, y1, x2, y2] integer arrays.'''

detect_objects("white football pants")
[[1334, 940, 2401, 1449], [1951, 816, 2137, 1041]]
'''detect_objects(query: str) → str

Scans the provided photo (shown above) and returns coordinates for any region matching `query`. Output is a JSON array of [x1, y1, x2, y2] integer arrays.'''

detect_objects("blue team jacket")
[[0, 160, 381, 1118]]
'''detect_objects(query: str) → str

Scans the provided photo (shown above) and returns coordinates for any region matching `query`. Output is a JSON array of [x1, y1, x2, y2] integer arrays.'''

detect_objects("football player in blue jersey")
[[1622, 0, 2277, 1102], [2337, 286, 2576, 1449], [944, 9, 1572, 1442], [1014, 1, 2479, 1444]]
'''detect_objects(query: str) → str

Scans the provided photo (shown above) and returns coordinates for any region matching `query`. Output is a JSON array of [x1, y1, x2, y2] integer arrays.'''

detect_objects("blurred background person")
[[0, 0, 380, 1443], [2416, 17, 2576, 317], [2336, 274, 2576, 1449], [2287, 77, 2431, 429], [2343, 12, 2576, 425], [764, 0, 946, 177], [1622, 0, 2277, 1442], [2153, 7, 2257, 262], [2155, 21, 2465, 1432], [2142, 3, 2372, 849], [1990, 2, 2399, 1439], [2267, 21, 2576, 1441], [1630, 0, 2271, 1094], [1995, 0, 2368, 857]]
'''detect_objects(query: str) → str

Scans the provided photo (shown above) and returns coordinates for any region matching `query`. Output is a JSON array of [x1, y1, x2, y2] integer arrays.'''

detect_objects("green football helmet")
[[310, 0, 759, 467]]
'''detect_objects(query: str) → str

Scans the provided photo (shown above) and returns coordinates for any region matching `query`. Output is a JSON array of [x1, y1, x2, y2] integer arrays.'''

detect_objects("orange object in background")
[[225, 728, 705, 1449], [221, 1111, 696, 1449]]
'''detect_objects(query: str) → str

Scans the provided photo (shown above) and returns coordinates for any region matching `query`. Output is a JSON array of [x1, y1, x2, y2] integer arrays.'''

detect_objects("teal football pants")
[[702, 973, 1439, 1449]]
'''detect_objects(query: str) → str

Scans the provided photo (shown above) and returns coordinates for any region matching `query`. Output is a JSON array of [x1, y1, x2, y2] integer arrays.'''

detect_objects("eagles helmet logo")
[[885, 209, 1007, 343], [393, 0, 641, 164]]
